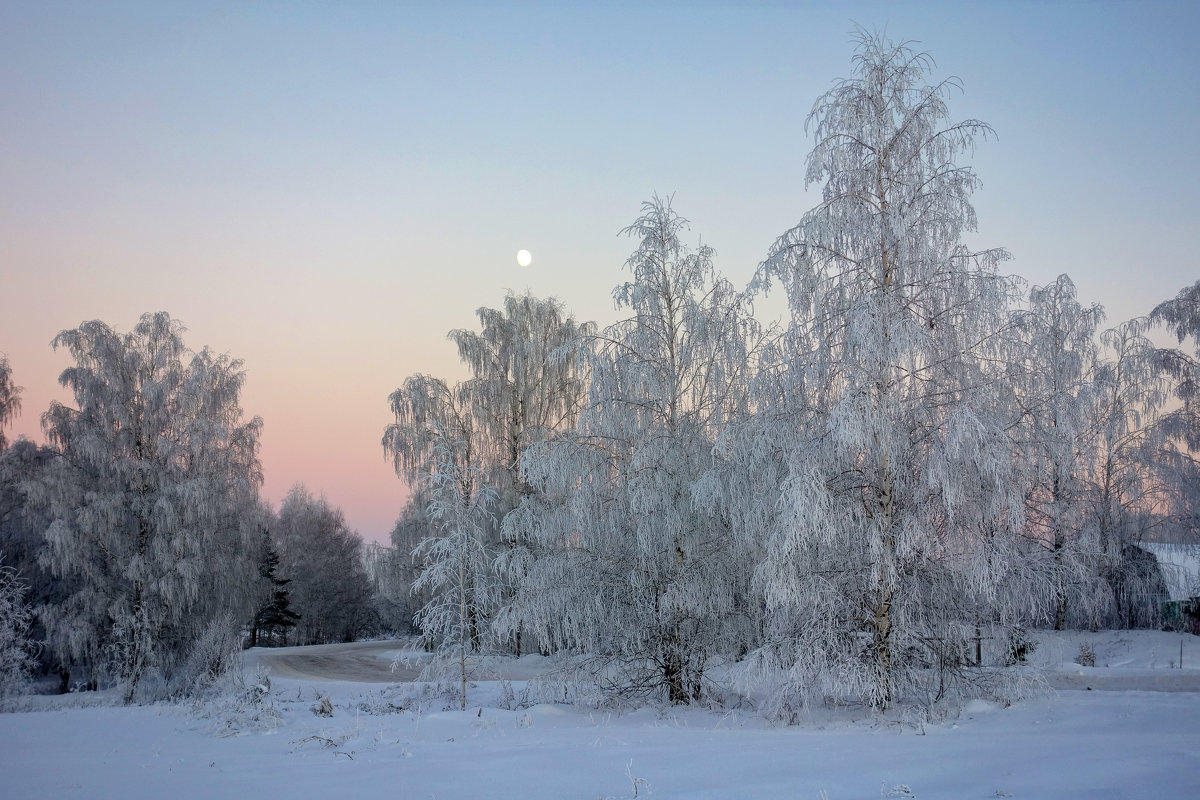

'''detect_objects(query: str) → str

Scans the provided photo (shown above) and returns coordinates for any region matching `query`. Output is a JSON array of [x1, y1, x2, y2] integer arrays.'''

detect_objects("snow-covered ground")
[[2, 631, 1199, 799]]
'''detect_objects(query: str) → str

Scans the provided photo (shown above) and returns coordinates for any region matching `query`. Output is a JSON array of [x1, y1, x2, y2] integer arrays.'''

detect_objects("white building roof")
[[1140, 543, 1200, 602]]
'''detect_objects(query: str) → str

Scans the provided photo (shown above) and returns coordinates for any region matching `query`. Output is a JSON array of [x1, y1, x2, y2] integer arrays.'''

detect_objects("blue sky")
[[2, 1, 1197, 541]]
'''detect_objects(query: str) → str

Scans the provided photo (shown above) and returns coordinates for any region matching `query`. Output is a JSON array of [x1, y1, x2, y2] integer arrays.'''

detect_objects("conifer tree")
[[250, 530, 299, 647]]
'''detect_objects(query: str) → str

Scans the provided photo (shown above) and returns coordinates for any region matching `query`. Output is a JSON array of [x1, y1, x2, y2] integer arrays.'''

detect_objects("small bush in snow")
[[1076, 641, 1096, 667], [495, 679, 519, 710], [355, 689, 409, 716], [194, 665, 282, 737], [311, 695, 334, 717]]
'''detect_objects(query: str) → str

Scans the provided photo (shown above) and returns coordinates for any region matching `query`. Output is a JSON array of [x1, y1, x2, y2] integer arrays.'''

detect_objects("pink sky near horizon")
[[3, 3, 1198, 544]]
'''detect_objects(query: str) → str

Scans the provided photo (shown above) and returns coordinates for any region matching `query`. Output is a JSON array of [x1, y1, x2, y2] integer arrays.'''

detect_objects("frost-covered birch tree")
[[361, 539, 414, 636], [0, 357, 34, 564], [0, 355, 20, 451], [385, 375, 478, 494], [450, 292, 591, 654], [384, 375, 496, 649], [1084, 319, 1173, 625], [1152, 280, 1200, 452], [451, 292, 591, 504], [1009, 275, 1104, 629], [0, 438, 62, 684], [0, 361, 60, 684], [36, 313, 263, 701], [410, 430, 498, 710], [747, 32, 1022, 711], [1151, 281, 1200, 538], [383, 491, 435, 634], [504, 196, 767, 704], [0, 554, 35, 699]]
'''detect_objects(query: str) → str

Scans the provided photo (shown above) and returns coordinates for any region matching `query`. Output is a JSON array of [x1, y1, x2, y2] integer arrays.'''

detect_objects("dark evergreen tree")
[[250, 533, 300, 647]]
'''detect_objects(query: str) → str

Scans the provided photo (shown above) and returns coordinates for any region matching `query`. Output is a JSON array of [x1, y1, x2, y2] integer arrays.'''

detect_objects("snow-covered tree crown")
[[758, 30, 1009, 337]]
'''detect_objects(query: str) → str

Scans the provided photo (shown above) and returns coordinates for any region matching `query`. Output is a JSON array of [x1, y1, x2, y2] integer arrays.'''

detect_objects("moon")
[[516, 249, 532, 268]]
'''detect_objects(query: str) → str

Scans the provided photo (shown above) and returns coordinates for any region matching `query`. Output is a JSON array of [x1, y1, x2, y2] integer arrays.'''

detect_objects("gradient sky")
[[2, 1, 1198, 544]]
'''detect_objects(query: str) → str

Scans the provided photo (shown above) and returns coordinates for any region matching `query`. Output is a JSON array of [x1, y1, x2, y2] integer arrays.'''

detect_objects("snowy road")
[[246, 640, 558, 683], [246, 641, 420, 682], [248, 638, 1200, 694], [1047, 670, 1200, 692]]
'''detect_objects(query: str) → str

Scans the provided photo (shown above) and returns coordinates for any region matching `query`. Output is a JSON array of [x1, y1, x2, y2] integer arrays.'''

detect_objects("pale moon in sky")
[[516, 249, 532, 268]]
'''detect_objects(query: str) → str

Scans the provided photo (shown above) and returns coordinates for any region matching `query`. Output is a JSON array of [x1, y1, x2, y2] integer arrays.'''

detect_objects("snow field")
[[3, 631, 1200, 800]]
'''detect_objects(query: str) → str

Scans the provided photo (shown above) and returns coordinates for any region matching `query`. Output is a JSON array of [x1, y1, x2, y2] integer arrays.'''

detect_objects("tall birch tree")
[[410, 430, 498, 710], [450, 291, 591, 506], [450, 292, 591, 653], [504, 196, 767, 703], [384, 375, 494, 649], [1152, 280, 1200, 451], [1151, 281, 1200, 539], [1084, 319, 1173, 625], [748, 32, 1021, 711], [1009, 275, 1103, 629]]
